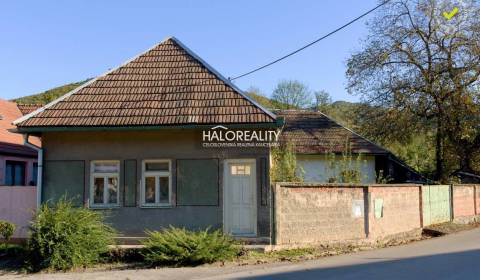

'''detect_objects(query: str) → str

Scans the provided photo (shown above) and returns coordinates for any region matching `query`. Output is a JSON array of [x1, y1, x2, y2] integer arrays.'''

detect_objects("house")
[[14, 37, 279, 239], [13, 37, 424, 240], [275, 110, 425, 184], [0, 99, 41, 186]]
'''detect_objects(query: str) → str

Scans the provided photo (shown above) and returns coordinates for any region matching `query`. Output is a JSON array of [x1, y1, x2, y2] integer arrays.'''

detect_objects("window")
[[5, 161, 26, 186], [142, 160, 171, 206], [231, 164, 251, 175], [90, 161, 120, 207]]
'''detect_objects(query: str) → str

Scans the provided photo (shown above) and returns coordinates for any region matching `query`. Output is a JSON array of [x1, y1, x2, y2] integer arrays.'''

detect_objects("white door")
[[224, 159, 257, 236]]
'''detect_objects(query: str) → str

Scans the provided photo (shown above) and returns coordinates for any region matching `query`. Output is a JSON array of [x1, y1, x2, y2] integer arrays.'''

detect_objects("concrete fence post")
[[450, 184, 454, 221], [419, 185, 424, 228], [474, 185, 477, 216], [272, 183, 280, 245], [363, 186, 370, 239]]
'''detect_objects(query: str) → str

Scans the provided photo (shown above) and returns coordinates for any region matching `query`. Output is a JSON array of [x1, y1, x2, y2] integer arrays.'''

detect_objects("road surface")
[[3, 227, 480, 280]]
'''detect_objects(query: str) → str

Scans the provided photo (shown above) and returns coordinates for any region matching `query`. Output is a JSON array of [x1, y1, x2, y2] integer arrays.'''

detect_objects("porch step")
[[115, 236, 146, 245], [234, 236, 271, 245], [243, 244, 270, 252], [115, 236, 271, 246]]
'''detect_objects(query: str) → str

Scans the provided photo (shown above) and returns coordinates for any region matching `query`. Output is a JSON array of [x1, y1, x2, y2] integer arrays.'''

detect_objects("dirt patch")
[[0, 244, 27, 276], [423, 221, 480, 236]]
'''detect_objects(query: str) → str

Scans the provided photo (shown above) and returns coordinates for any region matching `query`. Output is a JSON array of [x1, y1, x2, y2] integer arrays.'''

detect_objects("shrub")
[[142, 227, 239, 266], [271, 142, 304, 182], [0, 220, 16, 241], [26, 198, 116, 271]]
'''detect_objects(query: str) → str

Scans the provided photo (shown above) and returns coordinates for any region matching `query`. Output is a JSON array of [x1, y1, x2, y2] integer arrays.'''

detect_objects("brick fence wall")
[[368, 185, 421, 239], [272, 183, 479, 246], [273, 184, 366, 245], [452, 185, 479, 223]]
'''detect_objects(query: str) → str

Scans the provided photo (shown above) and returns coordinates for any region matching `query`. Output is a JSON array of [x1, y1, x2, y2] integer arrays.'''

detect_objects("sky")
[[0, 0, 378, 102]]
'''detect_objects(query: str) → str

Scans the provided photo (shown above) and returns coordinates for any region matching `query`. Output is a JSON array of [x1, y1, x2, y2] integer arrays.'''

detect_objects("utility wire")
[[228, 0, 391, 81]]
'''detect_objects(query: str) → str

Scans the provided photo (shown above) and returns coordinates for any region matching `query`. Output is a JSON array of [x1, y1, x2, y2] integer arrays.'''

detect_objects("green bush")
[[142, 227, 239, 266], [26, 198, 116, 271], [271, 142, 304, 182], [0, 220, 16, 241]]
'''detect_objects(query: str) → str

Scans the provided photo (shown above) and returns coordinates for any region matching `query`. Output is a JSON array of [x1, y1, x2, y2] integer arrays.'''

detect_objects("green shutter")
[[177, 159, 219, 206], [124, 159, 137, 207], [260, 157, 268, 206], [43, 160, 85, 206]]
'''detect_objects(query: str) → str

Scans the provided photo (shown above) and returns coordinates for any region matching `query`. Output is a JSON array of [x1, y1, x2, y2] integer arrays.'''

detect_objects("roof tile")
[[275, 110, 388, 155], [16, 38, 275, 128]]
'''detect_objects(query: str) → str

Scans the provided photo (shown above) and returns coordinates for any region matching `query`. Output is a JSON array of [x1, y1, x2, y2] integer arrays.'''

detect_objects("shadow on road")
[[239, 249, 480, 280]]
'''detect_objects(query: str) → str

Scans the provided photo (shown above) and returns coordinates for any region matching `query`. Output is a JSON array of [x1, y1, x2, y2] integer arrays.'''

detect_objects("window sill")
[[89, 205, 121, 210], [140, 204, 173, 209]]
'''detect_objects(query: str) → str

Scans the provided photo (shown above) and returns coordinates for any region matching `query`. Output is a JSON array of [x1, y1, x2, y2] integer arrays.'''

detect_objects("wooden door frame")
[[223, 158, 257, 237]]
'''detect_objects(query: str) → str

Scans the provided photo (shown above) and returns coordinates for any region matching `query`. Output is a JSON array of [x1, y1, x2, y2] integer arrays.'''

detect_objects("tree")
[[245, 86, 275, 109], [346, 0, 480, 181], [270, 142, 303, 182], [313, 90, 332, 112], [271, 80, 312, 109]]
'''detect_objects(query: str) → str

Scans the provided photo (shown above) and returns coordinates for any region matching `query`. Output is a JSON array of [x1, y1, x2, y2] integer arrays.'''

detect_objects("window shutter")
[[260, 157, 268, 206], [124, 159, 137, 207], [176, 159, 219, 206], [43, 160, 85, 206]]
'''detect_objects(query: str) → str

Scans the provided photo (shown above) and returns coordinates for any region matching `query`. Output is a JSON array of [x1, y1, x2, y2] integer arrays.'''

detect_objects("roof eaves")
[[169, 37, 277, 121], [15, 122, 280, 133], [13, 37, 174, 127]]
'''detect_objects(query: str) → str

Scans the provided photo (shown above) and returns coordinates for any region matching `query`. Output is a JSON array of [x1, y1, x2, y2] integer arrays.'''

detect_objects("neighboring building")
[[275, 110, 425, 184], [0, 99, 41, 186], [14, 37, 278, 238]]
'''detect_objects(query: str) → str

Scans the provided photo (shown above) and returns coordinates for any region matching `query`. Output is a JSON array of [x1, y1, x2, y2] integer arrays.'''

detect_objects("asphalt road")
[[3, 228, 480, 280], [223, 227, 480, 280]]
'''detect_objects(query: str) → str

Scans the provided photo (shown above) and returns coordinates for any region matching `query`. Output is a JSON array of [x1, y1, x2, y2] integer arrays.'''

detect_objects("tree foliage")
[[271, 80, 312, 109], [313, 90, 332, 112], [325, 140, 366, 184], [347, 0, 480, 182], [246, 86, 288, 109], [27, 198, 116, 271], [13, 79, 89, 104], [0, 220, 15, 242], [271, 142, 304, 182]]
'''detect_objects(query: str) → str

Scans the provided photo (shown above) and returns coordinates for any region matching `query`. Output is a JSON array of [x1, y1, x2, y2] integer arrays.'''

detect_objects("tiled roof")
[[0, 99, 41, 148], [275, 110, 389, 154], [15, 37, 276, 128], [16, 104, 43, 115]]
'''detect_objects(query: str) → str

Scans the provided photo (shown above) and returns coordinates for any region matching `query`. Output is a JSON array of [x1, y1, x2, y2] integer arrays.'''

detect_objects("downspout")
[[23, 134, 43, 209]]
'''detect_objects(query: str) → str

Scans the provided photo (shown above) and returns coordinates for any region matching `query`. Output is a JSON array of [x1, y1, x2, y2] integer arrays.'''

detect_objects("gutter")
[[23, 134, 42, 209], [15, 121, 284, 133]]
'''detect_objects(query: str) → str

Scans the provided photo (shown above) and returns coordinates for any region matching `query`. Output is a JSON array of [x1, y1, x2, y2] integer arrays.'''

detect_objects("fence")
[[272, 183, 479, 246], [0, 186, 36, 238]]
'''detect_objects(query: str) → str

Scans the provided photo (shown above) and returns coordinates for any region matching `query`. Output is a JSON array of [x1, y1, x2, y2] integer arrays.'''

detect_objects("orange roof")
[[0, 99, 41, 147], [17, 103, 42, 115]]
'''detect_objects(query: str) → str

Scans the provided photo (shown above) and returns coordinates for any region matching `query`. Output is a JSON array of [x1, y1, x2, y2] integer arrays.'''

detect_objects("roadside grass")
[[1, 221, 480, 274]]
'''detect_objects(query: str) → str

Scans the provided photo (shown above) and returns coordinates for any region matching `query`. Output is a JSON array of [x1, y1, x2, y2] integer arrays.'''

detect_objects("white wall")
[[296, 154, 377, 184]]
